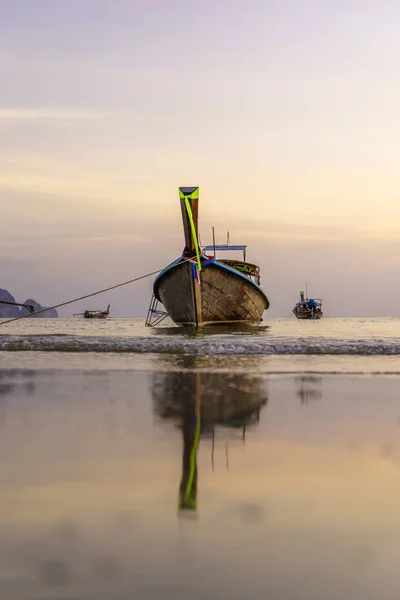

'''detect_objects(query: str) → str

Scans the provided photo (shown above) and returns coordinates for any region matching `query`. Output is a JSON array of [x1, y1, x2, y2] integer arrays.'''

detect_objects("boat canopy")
[[202, 245, 247, 261]]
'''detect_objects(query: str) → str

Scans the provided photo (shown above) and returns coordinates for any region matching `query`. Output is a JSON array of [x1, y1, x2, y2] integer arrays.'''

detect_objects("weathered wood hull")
[[293, 310, 323, 320], [154, 260, 269, 326], [84, 313, 109, 319]]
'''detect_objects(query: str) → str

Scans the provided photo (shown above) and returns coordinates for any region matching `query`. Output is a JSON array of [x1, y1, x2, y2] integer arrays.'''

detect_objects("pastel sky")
[[1, 0, 400, 316]]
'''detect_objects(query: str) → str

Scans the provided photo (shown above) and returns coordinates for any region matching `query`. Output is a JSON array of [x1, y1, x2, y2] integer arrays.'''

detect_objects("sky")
[[1, 0, 400, 316]]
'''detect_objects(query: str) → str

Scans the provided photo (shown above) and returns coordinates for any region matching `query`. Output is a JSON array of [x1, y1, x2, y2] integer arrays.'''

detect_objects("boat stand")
[[145, 294, 169, 327]]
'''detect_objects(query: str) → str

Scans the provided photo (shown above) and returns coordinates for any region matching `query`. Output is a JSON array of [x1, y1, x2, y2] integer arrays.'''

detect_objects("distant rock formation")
[[0, 289, 20, 318], [0, 289, 58, 318], [20, 299, 58, 318]]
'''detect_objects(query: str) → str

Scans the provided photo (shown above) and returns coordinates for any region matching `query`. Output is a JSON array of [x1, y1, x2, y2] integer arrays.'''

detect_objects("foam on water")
[[2, 318, 400, 358], [2, 333, 400, 355]]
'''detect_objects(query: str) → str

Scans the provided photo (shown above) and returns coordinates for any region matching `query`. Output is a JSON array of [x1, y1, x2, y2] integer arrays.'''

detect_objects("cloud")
[[0, 258, 33, 267], [0, 107, 133, 121], [0, 171, 132, 204]]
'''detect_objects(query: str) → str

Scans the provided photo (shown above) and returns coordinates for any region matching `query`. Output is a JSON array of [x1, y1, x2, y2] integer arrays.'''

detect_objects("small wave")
[[2, 334, 400, 355]]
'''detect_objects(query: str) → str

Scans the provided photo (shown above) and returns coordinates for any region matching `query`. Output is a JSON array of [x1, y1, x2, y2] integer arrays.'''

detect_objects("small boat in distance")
[[74, 304, 110, 319], [146, 187, 269, 327], [293, 291, 323, 320]]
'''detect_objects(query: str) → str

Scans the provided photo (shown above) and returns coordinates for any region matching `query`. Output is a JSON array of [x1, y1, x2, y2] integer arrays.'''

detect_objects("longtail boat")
[[146, 187, 269, 327], [292, 291, 323, 320], [73, 304, 110, 319]]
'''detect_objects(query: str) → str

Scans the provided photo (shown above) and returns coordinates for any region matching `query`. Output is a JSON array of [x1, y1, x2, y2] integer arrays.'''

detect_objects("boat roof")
[[202, 245, 246, 252]]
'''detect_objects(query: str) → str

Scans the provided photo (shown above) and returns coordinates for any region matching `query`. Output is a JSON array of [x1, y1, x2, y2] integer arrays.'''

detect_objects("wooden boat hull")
[[154, 259, 269, 326], [84, 313, 109, 319], [293, 311, 323, 320]]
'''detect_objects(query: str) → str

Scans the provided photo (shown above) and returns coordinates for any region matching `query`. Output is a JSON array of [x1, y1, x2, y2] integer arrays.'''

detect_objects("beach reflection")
[[0, 368, 398, 598], [295, 375, 323, 404], [151, 357, 267, 511]]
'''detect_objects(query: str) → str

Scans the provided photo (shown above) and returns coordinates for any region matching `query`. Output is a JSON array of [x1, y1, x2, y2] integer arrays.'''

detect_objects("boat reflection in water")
[[151, 358, 268, 512], [295, 376, 323, 405]]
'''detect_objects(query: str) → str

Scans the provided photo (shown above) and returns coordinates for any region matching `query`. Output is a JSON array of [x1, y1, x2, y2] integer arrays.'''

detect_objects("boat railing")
[[296, 298, 322, 305], [201, 245, 262, 284], [217, 259, 260, 285]]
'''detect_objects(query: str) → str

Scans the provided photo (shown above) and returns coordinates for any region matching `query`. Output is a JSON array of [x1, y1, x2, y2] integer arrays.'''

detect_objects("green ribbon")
[[184, 197, 202, 273], [183, 416, 201, 504]]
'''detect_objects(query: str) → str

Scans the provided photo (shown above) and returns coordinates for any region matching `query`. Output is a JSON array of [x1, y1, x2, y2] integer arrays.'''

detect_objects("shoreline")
[[1, 351, 400, 374]]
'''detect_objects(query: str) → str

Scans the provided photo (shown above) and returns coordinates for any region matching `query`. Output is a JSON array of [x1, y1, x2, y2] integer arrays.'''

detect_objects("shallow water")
[[1, 367, 400, 599]]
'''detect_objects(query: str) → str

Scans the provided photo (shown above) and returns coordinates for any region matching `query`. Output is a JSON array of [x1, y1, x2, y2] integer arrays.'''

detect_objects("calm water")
[[1, 318, 400, 598]]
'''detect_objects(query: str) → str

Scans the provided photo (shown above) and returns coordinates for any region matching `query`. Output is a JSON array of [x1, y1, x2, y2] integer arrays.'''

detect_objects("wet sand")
[[1, 365, 400, 599]]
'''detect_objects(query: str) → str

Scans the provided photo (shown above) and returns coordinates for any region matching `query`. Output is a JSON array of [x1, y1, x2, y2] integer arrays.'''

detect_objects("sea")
[[1, 316, 400, 600]]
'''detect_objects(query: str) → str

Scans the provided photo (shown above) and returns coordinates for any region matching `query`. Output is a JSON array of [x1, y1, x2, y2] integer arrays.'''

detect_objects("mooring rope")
[[0, 267, 164, 327]]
